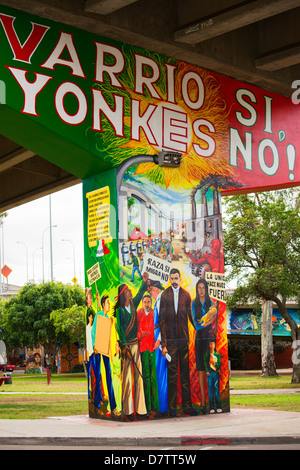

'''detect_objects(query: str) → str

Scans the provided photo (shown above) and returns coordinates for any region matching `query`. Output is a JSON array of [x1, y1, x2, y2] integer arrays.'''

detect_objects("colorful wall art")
[[0, 6, 299, 193], [1, 6, 299, 422], [228, 308, 300, 336], [83, 166, 229, 420]]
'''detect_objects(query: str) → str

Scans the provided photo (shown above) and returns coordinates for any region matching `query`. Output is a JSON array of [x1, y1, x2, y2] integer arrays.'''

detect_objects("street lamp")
[[155, 151, 182, 167], [116, 151, 182, 192], [32, 246, 42, 282], [42, 224, 57, 282], [61, 239, 76, 279], [17, 241, 28, 283], [0, 215, 6, 295], [0, 219, 3, 295]]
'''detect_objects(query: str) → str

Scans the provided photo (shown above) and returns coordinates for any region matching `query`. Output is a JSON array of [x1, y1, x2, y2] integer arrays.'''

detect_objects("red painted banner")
[[219, 78, 299, 194]]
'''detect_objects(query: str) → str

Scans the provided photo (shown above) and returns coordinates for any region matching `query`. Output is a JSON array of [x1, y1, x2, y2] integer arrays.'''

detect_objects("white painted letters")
[[7, 66, 52, 115]]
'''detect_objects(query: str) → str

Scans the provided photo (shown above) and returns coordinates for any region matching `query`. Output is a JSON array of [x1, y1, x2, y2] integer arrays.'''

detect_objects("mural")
[[228, 308, 300, 336], [83, 165, 229, 420], [1, 6, 299, 422], [79, 50, 236, 420], [0, 6, 299, 194], [25, 347, 42, 374]]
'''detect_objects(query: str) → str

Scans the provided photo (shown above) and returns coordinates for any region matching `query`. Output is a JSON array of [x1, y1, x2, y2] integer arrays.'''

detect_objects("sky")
[[0, 183, 85, 289]]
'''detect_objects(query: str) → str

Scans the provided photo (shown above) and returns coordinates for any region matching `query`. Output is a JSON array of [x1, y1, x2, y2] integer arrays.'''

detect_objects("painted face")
[[87, 292, 93, 308], [142, 296, 152, 313], [170, 273, 180, 289], [211, 239, 221, 255], [28, 360, 35, 370], [149, 286, 160, 299], [34, 354, 41, 364], [197, 282, 206, 299], [104, 298, 110, 312], [124, 287, 132, 301]]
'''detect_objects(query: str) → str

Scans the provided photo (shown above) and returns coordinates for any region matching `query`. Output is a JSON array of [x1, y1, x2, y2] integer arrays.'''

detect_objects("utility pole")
[[49, 195, 54, 281]]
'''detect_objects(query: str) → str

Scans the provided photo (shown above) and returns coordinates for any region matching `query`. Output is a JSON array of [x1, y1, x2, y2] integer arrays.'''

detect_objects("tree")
[[0, 281, 85, 369], [0, 298, 21, 358], [223, 189, 300, 381], [51, 304, 87, 374], [51, 304, 86, 348]]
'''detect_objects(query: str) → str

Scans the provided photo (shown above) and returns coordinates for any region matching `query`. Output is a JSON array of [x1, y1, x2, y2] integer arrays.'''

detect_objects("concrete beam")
[[255, 45, 300, 71], [0, 0, 294, 97], [85, 0, 139, 15], [174, 0, 300, 44], [0, 174, 80, 212], [0, 148, 35, 172]]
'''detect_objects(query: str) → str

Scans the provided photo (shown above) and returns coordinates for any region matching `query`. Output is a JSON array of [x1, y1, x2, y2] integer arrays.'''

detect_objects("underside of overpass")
[[0, 135, 81, 211], [1, 0, 300, 211]]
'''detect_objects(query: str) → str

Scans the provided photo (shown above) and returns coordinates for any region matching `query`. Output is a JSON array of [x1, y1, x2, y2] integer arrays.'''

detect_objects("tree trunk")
[[261, 300, 277, 377], [272, 296, 300, 384], [43, 343, 58, 371], [291, 327, 300, 383], [82, 355, 87, 377]]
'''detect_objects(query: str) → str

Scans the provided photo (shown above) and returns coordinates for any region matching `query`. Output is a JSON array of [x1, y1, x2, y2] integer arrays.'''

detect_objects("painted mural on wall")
[[83, 165, 229, 420], [0, 6, 299, 193], [1, 6, 299, 422], [25, 347, 42, 374], [228, 308, 300, 336], [118, 166, 228, 420]]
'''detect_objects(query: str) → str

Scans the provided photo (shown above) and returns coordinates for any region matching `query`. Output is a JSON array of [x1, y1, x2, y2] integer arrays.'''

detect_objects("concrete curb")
[[1, 434, 300, 447], [180, 435, 300, 446]]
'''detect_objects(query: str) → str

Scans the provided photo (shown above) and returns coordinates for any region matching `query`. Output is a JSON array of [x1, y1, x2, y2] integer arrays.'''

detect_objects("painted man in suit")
[[159, 268, 198, 417]]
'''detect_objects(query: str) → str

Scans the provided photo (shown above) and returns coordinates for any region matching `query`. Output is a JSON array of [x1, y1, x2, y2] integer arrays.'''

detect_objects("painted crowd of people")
[[85, 265, 223, 421]]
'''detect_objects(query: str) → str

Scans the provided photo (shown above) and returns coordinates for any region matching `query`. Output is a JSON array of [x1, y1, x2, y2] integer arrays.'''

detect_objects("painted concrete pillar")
[[1, 4, 298, 425], [140, 202, 148, 237], [82, 163, 229, 421], [118, 190, 129, 243]]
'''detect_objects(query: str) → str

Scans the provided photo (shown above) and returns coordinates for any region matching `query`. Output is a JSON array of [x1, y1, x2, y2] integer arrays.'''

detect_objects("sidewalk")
[[0, 369, 299, 447], [0, 407, 300, 447]]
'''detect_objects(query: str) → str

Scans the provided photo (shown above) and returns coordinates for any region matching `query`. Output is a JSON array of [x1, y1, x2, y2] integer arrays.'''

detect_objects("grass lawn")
[[229, 375, 300, 413], [230, 375, 300, 390], [0, 373, 87, 393], [0, 397, 88, 419], [1, 372, 300, 418], [0, 373, 88, 419], [230, 394, 300, 413]]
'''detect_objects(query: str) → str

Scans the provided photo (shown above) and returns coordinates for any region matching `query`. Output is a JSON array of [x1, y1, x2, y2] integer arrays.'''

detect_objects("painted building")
[[227, 292, 299, 370]]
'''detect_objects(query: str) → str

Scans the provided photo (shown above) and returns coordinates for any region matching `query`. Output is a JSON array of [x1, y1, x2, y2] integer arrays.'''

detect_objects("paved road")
[[1, 443, 299, 452]]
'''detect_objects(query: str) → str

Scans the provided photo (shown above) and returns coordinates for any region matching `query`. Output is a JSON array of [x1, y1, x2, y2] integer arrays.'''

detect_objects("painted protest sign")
[[87, 262, 101, 285], [205, 272, 226, 302], [142, 253, 171, 285]]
